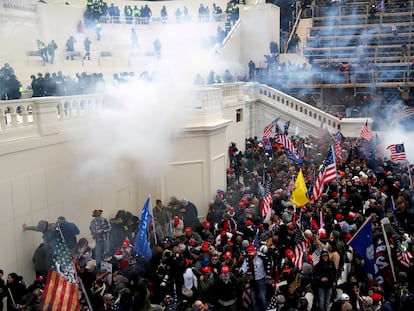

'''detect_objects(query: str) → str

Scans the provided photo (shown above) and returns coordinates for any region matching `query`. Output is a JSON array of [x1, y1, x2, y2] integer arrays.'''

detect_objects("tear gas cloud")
[[72, 21, 232, 179]]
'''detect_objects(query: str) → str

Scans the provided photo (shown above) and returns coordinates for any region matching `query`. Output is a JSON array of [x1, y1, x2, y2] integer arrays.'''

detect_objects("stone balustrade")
[[0, 83, 371, 143]]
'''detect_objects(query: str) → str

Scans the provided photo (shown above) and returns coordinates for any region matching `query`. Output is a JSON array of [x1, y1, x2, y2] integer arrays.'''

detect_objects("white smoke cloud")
[[72, 21, 230, 179]]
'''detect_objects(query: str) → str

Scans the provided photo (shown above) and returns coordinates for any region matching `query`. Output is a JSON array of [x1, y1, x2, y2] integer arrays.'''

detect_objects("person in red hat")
[[240, 245, 270, 311], [198, 266, 215, 304], [114, 239, 134, 270], [182, 226, 202, 246], [370, 292, 382, 308], [215, 229, 233, 253], [218, 206, 238, 234], [172, 215, 184, 237], [201, 241, 211, 253], [215, 265, 238, 310], [200, 220, 214, 243]]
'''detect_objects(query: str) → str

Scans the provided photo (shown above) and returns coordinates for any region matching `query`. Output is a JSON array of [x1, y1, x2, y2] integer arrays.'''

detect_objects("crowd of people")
[[1, 131, 414, 311], [83, 0, 238, 26], [30, 70, 106, 97]]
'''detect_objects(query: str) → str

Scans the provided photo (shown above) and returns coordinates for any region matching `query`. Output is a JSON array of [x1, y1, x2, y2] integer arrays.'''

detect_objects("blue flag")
[[134, 196, 153, 260], [348, 217, 375, 276]]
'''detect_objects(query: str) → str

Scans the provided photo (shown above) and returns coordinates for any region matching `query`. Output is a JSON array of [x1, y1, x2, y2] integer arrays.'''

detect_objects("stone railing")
[[0, 85, 371, 143], [244, 83, 371, 138], [1, 0, 36, 13], [0, 94, 107, 141]]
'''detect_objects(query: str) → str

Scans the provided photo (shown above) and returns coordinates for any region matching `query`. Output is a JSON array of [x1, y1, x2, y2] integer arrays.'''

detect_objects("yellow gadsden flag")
[[291, 170, 309, 207]]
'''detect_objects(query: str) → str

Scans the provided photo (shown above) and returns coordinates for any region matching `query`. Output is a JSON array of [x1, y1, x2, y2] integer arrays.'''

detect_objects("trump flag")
[[134, 196, 153, 260]]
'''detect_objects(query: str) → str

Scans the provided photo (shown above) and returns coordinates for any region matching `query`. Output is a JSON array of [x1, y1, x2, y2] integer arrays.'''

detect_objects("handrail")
[[284, 7, 303, 53]]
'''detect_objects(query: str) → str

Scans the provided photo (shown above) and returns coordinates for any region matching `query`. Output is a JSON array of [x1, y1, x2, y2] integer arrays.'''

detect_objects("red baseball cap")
[[221, 265, 230, 274], [285, 249, 295, 259], [224, 251, 232, 259], [201, 241, 210, 252], [247, 245, 256, 255]]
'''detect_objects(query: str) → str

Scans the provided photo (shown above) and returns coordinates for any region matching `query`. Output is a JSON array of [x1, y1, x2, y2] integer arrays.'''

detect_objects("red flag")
[[360, 120, 372, 141]]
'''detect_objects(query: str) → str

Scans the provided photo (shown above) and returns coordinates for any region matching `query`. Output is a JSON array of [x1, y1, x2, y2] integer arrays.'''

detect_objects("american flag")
[[386, 143, 407, 162], [275, 134, 296, 154], [242, 282, 252, 309], [40, 229, 80, 311], [310, 146, 337, 203], [393, 107, 414, 119], [334, 131, 342, 162], [396, 239, 413, 268], [293, 226, 307, 269], [360, 120, 372, 141], [263, 117, 280, 138], [263, 122, 274, 138], [311, 247, 322, 265], [261, 175, 273, 223]]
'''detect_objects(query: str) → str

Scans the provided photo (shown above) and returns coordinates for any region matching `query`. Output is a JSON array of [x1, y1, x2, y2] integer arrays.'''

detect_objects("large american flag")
[[334, 131, 342, 162], [310, 146, 337, 203], [360, 120, 372, 141], [386, 143, 407, 162], [40, 230, 80, 311]]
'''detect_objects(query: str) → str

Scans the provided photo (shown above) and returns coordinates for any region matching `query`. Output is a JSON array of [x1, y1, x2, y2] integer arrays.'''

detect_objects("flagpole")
[[7, 288, 17, 309], [148, 197, 157, 246], [79, 276, 94, 311], [346, 214, 373, 246], [407, 160, 413, 189], [380, 222, 397, 283]]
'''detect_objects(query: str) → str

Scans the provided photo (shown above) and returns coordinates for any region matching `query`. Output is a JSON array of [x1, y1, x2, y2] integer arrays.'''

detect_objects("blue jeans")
[[94, 239, 110, 268], [317, 287, 332, 311], [251, 278, 267, 311]]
